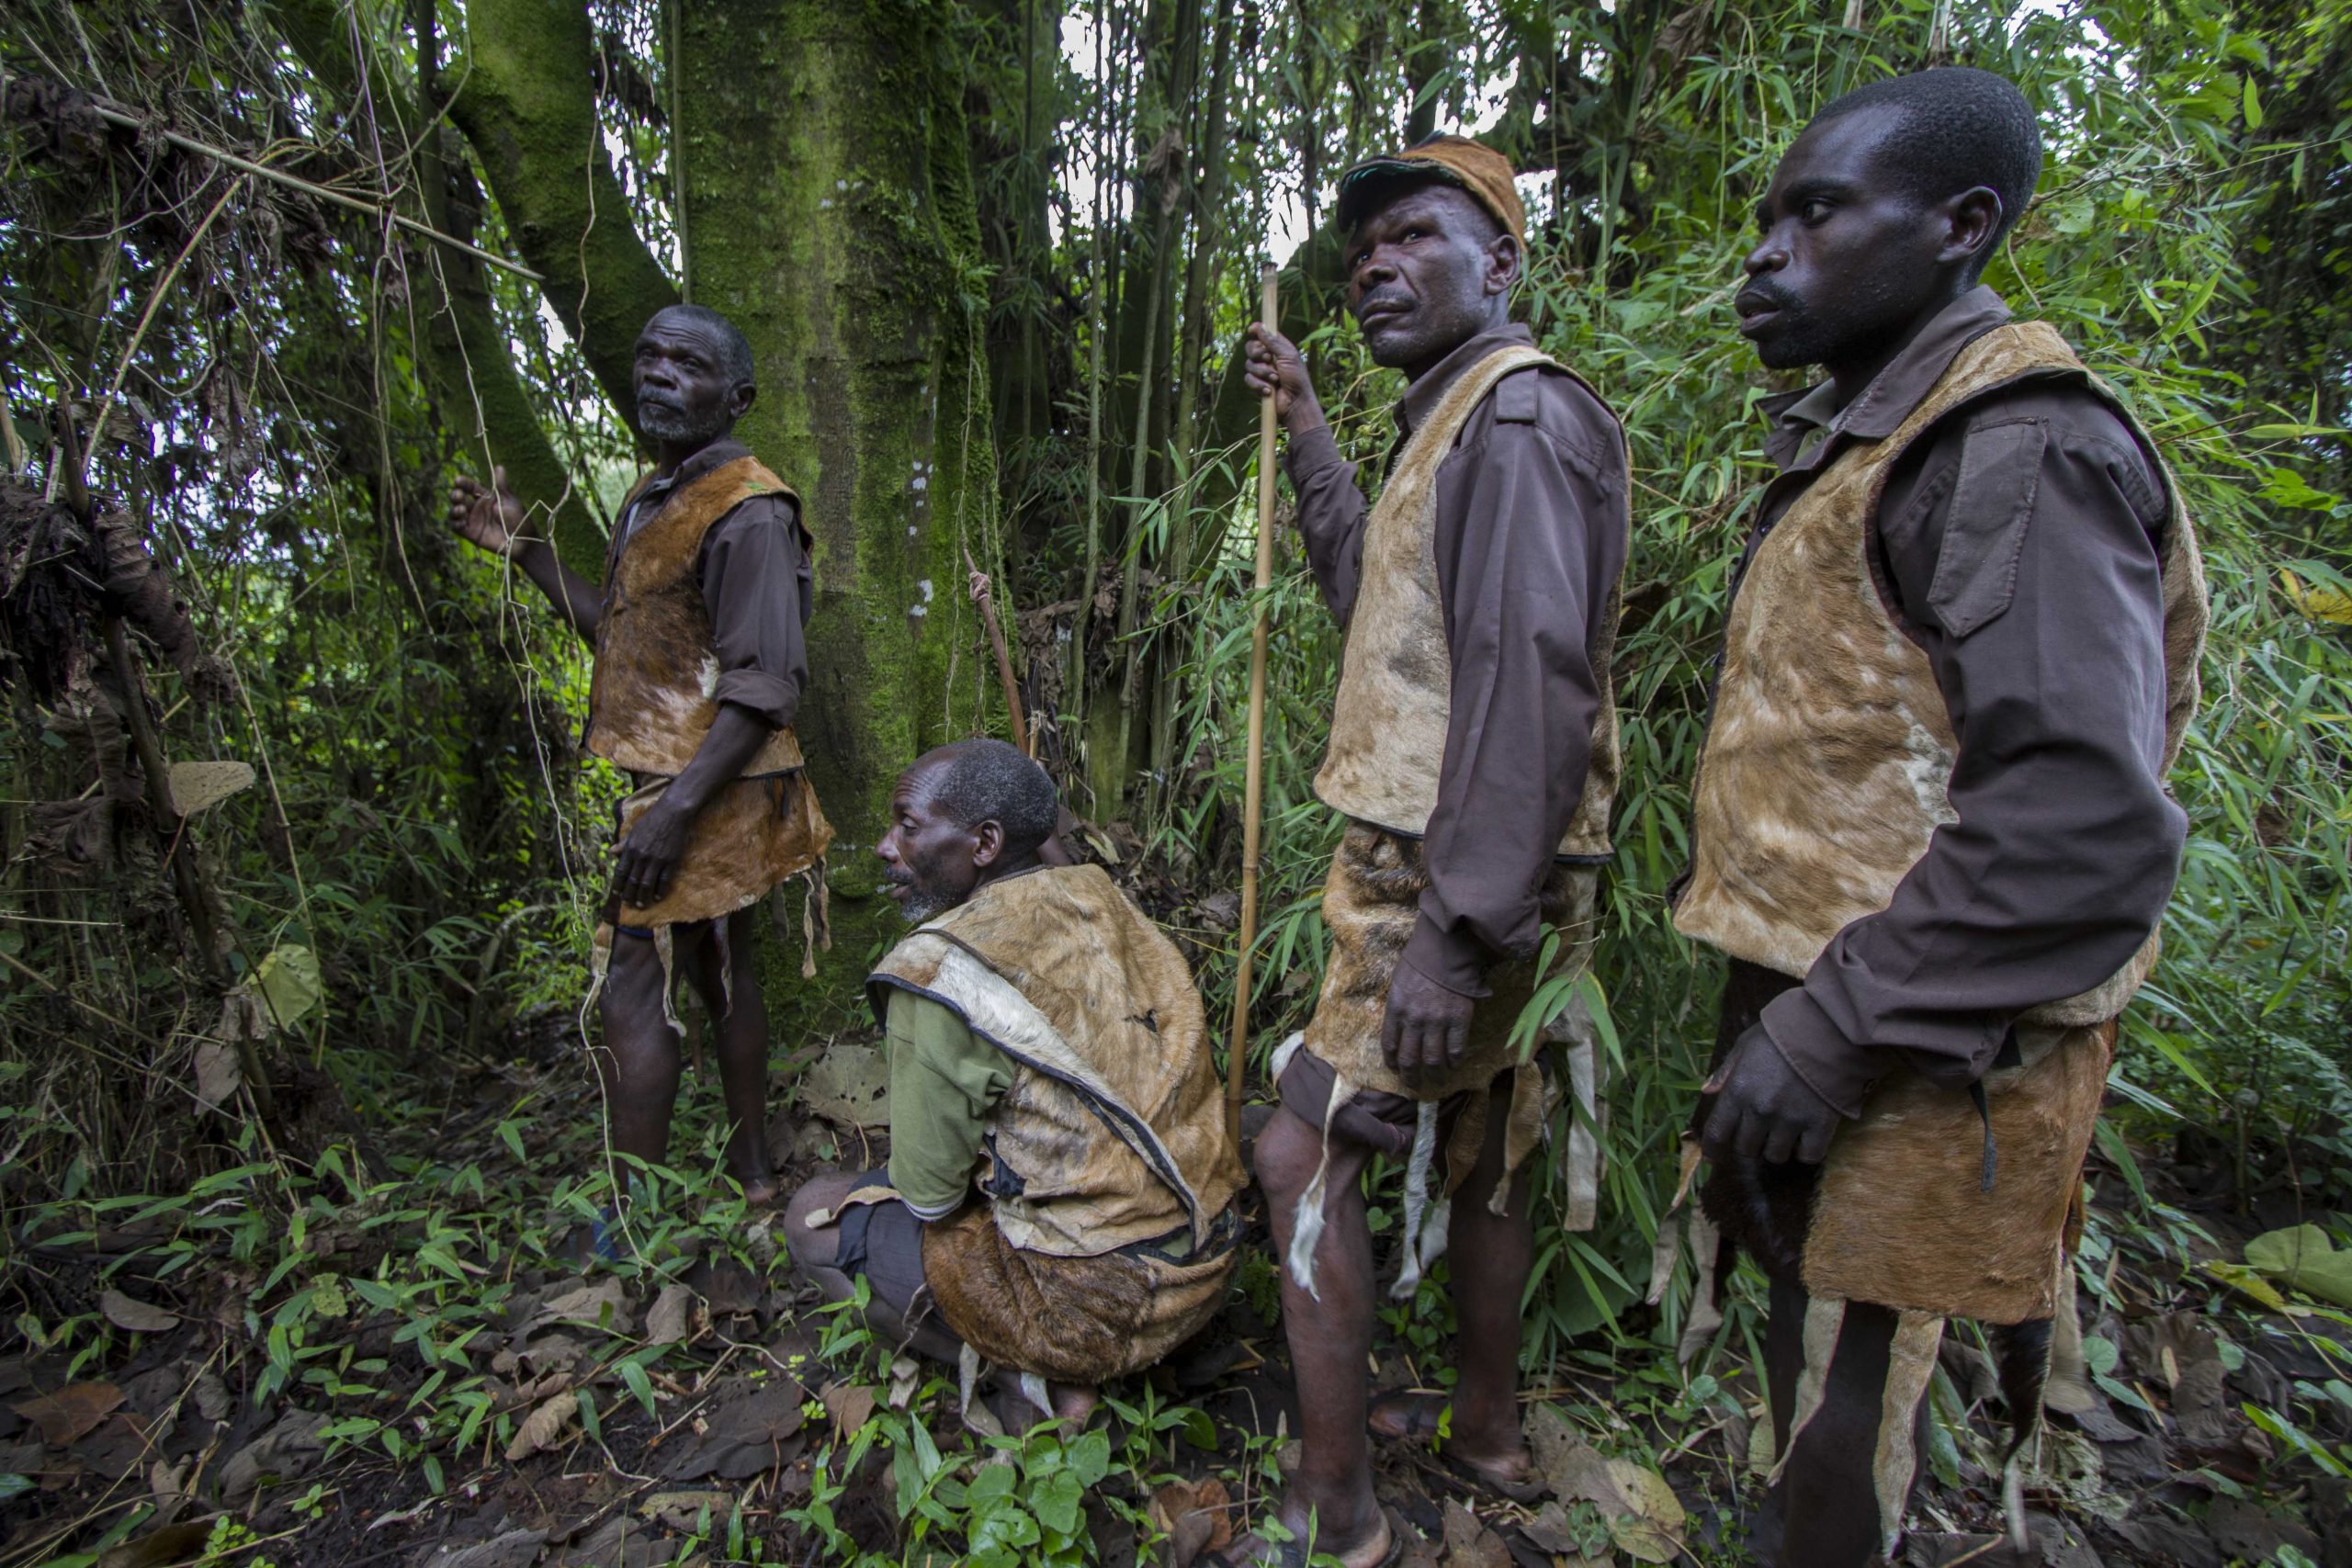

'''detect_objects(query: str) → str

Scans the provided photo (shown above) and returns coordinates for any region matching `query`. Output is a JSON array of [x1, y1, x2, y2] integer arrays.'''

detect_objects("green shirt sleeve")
[[884, 988, 1013, 1221]]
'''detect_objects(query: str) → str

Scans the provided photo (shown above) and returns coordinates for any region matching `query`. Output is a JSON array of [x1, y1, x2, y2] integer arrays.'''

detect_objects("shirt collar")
[[643, 435, 751, 495], [1759, 286, 2013, 469], [1396, 322, 1537, 438]]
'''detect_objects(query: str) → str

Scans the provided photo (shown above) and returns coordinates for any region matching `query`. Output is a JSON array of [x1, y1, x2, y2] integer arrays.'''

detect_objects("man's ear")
[[730, 382, 758, 421], [1486, 232, 1522, 297], [970, 818, 1006, 869], [1939, 186, 2004, 270]]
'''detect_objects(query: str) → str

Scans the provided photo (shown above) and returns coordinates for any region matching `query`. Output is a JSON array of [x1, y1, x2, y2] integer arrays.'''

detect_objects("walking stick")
[[1226, 263, 1279, 1146], [964, 547, 1033, 756]]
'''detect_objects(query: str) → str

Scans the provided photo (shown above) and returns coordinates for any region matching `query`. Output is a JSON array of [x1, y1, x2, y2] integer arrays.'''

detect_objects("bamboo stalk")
[[1225, 263, 1279, 1145]]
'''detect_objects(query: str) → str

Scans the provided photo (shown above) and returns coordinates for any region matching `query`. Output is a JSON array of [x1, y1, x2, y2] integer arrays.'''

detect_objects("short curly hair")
[[920, 739, 1058, 856], [1809, 68, 2043, 264]]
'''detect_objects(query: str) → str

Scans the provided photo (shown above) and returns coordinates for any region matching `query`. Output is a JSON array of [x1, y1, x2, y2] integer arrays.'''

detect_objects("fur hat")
[[1335, 133, 1526, 250]]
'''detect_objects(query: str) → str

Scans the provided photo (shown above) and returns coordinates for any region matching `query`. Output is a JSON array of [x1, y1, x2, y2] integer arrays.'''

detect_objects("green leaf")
[[619, 1359, 658, 1419], [2245, 1226, 2352, 1308], [2243, 74, 2263, 130], [255, 944, 323, 1029], [1032, 1469, 1083, 1537]]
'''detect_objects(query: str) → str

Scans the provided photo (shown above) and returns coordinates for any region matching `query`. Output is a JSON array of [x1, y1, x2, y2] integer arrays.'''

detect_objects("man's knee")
[[781, 1169, 856, 1268], [1252, 1109, 1327, 1201]]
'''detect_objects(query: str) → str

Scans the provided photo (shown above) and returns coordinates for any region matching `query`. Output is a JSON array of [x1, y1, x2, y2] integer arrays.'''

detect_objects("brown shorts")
[[833, 1186, 933, 1319], [1272, 1042, 1505, 1160]]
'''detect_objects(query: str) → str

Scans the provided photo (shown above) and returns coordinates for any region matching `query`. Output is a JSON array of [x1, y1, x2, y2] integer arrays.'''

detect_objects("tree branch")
[[444, 0, 680, 415]]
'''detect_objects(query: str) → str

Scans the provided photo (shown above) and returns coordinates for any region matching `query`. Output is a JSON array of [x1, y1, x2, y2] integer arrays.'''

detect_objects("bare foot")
[[1210, 1509, 1396, 1568], [1366, 1390, 1541, 1499]]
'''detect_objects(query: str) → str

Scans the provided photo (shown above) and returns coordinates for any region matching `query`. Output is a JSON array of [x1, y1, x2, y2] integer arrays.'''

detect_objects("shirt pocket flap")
[[1927, 417, 2047, 638]]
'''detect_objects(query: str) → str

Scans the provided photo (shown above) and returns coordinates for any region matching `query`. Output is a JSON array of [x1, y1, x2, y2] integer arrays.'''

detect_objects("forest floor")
[[2, 1015, 2347, 1568]]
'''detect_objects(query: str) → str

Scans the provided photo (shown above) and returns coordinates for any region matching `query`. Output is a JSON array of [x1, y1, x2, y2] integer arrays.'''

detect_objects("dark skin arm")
[[447, 464, 605, 642], [611, 703, 775, 908], [1700, 1024, 1842, 1167], [1245, 325, 1479, 1084]]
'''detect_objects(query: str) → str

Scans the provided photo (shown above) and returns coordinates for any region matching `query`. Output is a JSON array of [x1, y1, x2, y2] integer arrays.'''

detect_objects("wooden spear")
[[1225, 263, 1279, 1145], [964, 547, 1032, 756]]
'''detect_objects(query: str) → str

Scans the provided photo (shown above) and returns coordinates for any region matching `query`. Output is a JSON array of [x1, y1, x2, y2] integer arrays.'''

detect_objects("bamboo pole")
[[1225, 263, 1279, 1145]]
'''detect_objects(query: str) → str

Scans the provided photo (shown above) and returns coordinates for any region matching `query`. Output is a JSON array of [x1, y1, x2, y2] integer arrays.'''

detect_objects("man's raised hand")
[[1243, 323, 1325, 432], [448, 465, 528, 555]]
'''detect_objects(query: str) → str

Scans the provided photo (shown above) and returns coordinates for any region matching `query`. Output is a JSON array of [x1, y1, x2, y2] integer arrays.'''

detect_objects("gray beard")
[[896, 887, 953, 925], [637, 399, 727, 446]]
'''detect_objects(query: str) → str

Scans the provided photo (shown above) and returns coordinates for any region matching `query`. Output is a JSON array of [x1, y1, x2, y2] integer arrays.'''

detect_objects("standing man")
[[1237, 135, 1629, 1567], [1677, 70, 2206, 1564], [449, 304, 831, 1221]]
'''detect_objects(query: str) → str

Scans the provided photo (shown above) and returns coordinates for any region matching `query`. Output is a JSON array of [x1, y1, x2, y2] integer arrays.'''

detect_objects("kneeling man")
[[785, 740, 1245, 1412]]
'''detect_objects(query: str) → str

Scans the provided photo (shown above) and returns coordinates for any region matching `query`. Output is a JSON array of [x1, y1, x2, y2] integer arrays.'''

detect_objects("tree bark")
[[266, 0, 610, 573], [678, 0, 998, 1018], [444, 0, 680, 418]]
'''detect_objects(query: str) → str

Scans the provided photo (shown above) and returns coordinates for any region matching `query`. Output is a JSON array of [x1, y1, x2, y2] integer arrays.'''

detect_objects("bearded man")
[[783, 739, 1245, 1421], [449, 304, 831, 1226], [1234, 134, 1630, 1567], [1677, 69, 2207, 1564]]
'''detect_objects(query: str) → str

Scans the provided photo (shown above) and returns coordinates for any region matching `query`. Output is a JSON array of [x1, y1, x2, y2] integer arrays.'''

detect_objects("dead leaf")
[[888, 1355, 922, 1410], [164, 760, 254, 817], [529, 1278, 635, 1337], [435, 1529, 549, 1568], [13, 1382, 124, 1447], [801, 1043, 891, 1128], [640, 1488, 737, 1531], [191, 1040, 240, 1111], [1527, 1404, 1632, 1515], [94, 1518, 217, 1568], [1602, 1460, 1687, 1563], [1519, 1503, 1581, 1556], [644, 1282, 695, 1348], [820, 1381, 876, 1436], [1148, 1478, 1232, 1567], [504, 1391, 580, 1461], [99, 1290, 177, 1335], [1440, 1499, 1510, 1568]]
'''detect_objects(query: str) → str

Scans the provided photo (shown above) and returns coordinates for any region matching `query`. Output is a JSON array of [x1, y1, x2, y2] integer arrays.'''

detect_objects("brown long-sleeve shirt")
[[1284, 324, 1630, 994], [1735, 288, 2188, 1112], [610, 437, 813, 733]]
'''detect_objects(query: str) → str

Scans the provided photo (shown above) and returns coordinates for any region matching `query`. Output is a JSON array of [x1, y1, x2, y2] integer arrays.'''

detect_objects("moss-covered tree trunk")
[[678, 0, 1000, 1025]]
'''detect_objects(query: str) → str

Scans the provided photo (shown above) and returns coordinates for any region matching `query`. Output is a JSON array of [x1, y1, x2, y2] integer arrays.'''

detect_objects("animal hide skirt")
[[1690, 962, 2113, 1559], [585, 770, 834, 1028], [919, 1206, 1237, 1384], [1278, 823, 1603, 1296], [1695, 961, 2111, 1325]]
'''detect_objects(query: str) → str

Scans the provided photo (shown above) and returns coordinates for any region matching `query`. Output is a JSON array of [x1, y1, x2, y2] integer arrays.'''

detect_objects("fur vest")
[[865, 865, 1246, 1260], [1313, 344, 1623, 860], [1673, 322, 2209, 1024], [585, 456, 808, 778]]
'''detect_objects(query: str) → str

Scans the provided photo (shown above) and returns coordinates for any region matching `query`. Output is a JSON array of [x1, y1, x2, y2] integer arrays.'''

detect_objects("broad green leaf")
[[255, 945, 323, 1029]]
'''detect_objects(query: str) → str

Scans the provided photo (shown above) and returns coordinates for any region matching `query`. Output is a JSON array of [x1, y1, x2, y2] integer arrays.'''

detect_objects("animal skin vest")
[[865, 865, 1246, 1260], [1673, 321, 2209, 1025], [1312, 344, 1624, 860], [584, 456, 808, 779]]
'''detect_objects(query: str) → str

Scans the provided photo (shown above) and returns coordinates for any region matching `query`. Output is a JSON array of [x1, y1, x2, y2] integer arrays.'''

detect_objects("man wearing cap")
[[1236, 135, 1628, 1566]]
